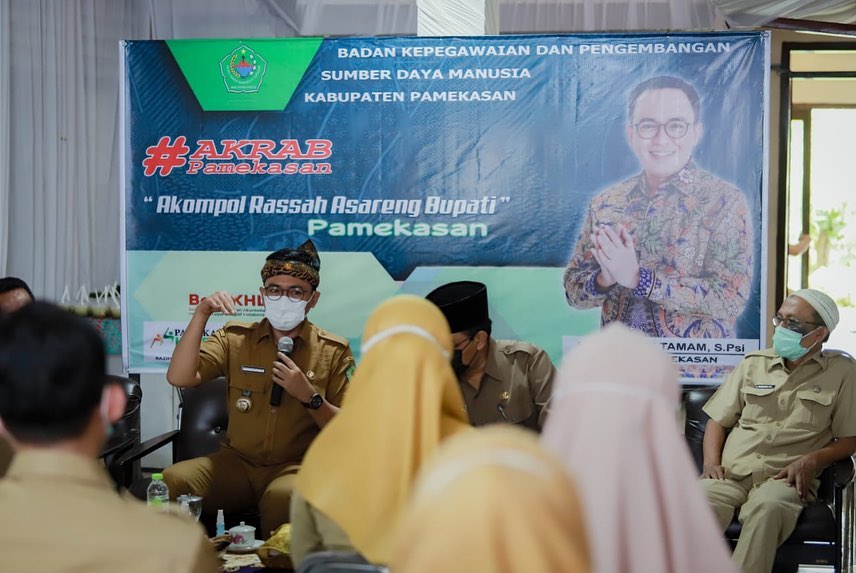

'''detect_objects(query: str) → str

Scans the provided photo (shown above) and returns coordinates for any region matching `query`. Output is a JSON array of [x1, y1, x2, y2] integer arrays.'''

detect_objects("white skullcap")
[[792, 289, 839, 333]]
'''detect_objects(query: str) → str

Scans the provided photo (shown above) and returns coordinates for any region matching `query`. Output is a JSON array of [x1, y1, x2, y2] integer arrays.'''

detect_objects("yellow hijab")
[[390, 425, 591, 573], [294, 295, 470, 563]]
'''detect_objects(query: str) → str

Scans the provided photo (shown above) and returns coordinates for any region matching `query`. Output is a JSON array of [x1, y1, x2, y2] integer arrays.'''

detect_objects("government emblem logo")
[[220, 45, 267, 93]]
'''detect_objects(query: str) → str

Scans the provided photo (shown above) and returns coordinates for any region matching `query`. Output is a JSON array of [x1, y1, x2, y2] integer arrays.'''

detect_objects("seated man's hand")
[[774, 455, 818, 502], [197, 290, 237, 317], [272, 353, 316, 403], [701, 464, 726, 480]]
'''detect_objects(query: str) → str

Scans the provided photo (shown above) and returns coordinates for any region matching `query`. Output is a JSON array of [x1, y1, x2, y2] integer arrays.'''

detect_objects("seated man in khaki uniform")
[[701, 288, 856, 573], [165, 239, 355, 538], [0, 276, 35, 477], [426, 281, 554, 431], [0, 302, 219, 573]]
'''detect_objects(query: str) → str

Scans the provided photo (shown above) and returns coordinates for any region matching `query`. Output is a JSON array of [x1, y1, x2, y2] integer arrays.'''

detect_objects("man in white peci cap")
[[700, 288, 856, 573]]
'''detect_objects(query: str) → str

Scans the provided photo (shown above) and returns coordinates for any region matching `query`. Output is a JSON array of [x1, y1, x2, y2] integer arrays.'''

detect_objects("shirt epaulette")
[[745, 348, 776, 359], [317, 328, 350, 349], [824, 349, 856, 363], [221, 320, 262, 332], [496, 339, 538, 356]]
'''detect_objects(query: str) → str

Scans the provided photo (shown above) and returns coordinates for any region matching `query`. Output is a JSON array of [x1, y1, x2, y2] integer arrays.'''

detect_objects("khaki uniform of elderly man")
[[701, 288, 856, 573], [426, 281, 554, 431], [165, 240, 354, 538]]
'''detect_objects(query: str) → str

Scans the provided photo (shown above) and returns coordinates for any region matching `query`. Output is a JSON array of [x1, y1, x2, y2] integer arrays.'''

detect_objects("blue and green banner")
[[122, 33, 769, 380]]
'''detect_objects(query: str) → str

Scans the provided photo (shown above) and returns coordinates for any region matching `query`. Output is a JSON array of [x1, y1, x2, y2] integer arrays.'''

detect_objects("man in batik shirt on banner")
[[564, 76, 753, 344]]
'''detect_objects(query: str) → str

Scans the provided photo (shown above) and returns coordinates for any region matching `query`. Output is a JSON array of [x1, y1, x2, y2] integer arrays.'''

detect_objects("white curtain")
[[0, 0, 9, 275], [712, 0, 856, 27], [1, 0, 853, 299]]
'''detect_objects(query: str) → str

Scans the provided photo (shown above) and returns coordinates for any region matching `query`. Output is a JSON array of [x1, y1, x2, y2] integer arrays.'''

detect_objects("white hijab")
[[542, 324, 737, 573]]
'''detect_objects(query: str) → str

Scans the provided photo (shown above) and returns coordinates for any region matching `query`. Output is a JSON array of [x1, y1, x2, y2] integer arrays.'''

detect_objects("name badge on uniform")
[[241, 365, 265, 374], [753, 384, 775, 390]]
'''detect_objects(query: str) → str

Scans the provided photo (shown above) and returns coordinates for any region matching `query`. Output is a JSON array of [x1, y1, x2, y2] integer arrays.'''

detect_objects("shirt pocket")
[[794, 389, 835, 431], [228, 371, 269, 402], [500, 396, 535, 427], [739, 385, 777, 424]]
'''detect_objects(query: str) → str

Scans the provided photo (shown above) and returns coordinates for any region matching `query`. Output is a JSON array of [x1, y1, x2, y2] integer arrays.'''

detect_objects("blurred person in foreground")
[[542, 323, 737, 573], [701, 288, 856, 573], [0, 276, 34, 477], [0, 302, 218, 573], [390, 425, 590, 573], [289, 295, 470, 566]]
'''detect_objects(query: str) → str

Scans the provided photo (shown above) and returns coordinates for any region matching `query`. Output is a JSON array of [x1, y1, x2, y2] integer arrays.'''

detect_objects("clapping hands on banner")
[[591, 225, 641, 290]]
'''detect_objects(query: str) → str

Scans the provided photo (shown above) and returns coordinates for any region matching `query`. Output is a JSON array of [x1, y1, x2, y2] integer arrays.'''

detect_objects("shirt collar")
[[767, 349, 829, 372], [483, 338, 503, 380], [254, 318, 314, 346], [635, 160, 699, 197], [7, 450, 112, 488]]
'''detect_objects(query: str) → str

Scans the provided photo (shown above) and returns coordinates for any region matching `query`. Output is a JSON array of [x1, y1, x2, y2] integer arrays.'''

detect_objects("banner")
[[122, 32, 769, 381]]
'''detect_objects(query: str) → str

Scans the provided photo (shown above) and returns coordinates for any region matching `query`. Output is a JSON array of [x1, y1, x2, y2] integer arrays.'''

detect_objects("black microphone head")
[[277, 336, 294, 354]]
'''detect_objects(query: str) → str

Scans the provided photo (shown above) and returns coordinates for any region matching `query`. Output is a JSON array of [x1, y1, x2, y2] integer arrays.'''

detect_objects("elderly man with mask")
[[426, 281, 554, 431], [165, 239, 354, 538], [700, 288, 856, 573]]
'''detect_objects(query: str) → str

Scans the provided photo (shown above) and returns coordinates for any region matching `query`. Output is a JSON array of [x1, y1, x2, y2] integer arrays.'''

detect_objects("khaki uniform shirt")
[[460, 338, 555, 431], [198, 319, 354, 466], [704, 348, 856, 483], [0, 450, 219, 573]]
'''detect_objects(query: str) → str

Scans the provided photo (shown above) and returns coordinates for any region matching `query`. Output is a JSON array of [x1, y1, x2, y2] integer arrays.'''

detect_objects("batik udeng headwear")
[[260, 239, 320, 288], [293, 295, 470, 564], [542, 323, 738, 573], [792, 288, 839, 333], [390, 426, 591, 573]]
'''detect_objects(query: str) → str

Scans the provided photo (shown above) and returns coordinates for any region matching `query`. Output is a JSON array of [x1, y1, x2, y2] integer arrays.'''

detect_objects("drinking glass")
[[177, 494, 203, 522]]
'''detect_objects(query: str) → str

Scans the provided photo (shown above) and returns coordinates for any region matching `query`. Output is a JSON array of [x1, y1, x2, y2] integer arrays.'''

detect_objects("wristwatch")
[[302, 392, 323, 410]]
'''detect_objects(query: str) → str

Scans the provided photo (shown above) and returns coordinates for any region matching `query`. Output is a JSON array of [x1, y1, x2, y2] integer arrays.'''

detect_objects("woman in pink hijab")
[[542, 323, 738, 573]]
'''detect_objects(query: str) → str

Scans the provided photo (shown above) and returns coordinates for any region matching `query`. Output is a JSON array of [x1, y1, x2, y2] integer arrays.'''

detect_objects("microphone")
[[271, 336, 294, 407]]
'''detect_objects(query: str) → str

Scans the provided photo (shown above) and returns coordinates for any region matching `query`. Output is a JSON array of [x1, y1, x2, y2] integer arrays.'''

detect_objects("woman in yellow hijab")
[[290, 295, 470, 566], [390, 425, 591, 573]]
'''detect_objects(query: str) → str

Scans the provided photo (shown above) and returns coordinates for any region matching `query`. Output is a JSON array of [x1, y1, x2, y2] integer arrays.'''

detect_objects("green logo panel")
[[166, 39, 322, 111]]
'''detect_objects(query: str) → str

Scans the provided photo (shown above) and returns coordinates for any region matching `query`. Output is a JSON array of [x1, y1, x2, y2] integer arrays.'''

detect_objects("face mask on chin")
[[265, 296, 308, 331], [772, 325, 819, 361]]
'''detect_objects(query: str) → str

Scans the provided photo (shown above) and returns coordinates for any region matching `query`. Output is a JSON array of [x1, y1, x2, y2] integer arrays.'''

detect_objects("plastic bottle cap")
[[151, 473, 164, 480]]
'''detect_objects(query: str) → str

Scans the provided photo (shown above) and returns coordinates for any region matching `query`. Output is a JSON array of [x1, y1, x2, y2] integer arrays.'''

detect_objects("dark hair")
[[462, 320, 492, 338], [0, 277, 34, 300], [628, 76, 701, 124], [0, 302, 107, 443]]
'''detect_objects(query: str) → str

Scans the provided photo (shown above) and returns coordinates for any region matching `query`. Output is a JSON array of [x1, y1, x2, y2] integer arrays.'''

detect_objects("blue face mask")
[[772, 326, 818, 361]]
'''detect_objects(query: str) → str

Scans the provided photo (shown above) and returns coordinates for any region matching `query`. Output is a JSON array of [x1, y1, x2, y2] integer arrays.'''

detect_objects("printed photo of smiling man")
[[563, 75, 754, 341]]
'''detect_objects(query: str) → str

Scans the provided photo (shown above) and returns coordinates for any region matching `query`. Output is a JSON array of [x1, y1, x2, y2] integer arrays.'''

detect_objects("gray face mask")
[[264, 297, 307, 331]]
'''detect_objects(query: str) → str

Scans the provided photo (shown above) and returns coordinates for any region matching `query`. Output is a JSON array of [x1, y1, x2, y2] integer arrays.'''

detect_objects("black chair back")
[[683, 386, 715, 472], [174, 377, 229, 462], [102, 375, 142, 485]]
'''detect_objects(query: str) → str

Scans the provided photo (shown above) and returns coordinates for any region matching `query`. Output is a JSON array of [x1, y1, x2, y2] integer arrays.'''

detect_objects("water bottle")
[[216, 509, 225, 536], [146, 473, 170, 511]]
